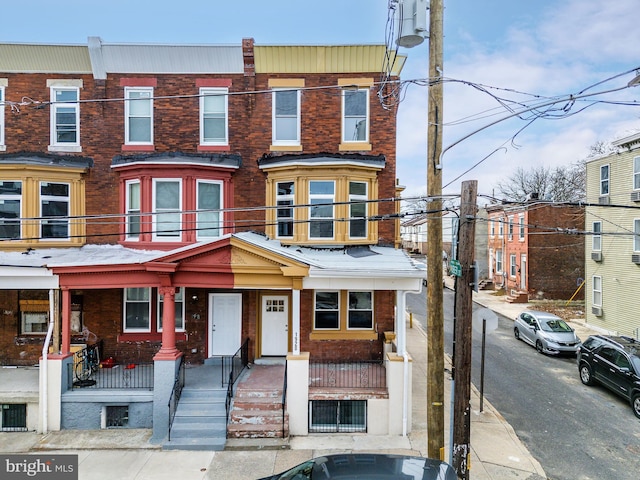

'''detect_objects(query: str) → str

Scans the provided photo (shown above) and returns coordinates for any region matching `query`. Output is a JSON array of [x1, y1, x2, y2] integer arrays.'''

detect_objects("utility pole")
[[452, 180, 477, 479], [426, 0, 445, 460]]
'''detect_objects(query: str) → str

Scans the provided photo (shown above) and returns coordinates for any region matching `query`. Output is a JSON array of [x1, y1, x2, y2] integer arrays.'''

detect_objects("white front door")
[[261, 295, 289, 356], [208, 293, 242, 357]]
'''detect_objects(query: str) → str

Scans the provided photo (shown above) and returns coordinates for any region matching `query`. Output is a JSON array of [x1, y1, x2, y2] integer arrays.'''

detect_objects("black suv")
[[577, 335, 640, 418]]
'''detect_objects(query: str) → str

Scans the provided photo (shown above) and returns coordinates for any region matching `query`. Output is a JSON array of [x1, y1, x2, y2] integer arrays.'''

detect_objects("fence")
[[67, 362, 154, 389], [309, 361, 387, 389]]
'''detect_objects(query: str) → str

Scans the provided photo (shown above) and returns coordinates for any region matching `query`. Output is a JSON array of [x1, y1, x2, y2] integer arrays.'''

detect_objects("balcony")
[[308, 361, 387, 399]]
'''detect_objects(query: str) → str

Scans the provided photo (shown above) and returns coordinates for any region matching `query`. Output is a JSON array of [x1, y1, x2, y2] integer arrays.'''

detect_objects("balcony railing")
[[67, 361, 154, 390], [309, 361, 386, 390]]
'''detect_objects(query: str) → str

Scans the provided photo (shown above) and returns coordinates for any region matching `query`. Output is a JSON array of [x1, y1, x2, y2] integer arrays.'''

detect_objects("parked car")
[[257, 453, 457, 480], [513, 310, 581, 355], [577, 335, 640, 419]]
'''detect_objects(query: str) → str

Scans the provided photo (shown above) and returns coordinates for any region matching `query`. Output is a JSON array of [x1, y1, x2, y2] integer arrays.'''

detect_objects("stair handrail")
[[225, 338, 250, 423], [167, 356, 185, 442]]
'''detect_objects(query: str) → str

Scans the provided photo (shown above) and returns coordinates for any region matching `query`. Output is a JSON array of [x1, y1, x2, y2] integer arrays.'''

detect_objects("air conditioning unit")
[[591, 251, 603, 262], [592, 306, 603, 317], [632, 254, 640, 264], [598, 196, 610, 205], [631, 191, 640, 202]]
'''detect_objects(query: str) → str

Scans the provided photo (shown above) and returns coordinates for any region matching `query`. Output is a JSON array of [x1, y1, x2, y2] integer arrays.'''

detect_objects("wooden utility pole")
[[426, 0, 445, 460], [452, 180, 478, 479]]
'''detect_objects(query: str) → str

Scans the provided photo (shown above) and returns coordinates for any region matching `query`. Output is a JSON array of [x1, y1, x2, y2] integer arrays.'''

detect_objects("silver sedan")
[[514, 310, 581, 355]]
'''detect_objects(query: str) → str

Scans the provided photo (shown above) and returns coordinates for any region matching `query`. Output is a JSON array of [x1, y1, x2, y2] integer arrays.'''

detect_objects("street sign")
[[449, 259, 462, 277]]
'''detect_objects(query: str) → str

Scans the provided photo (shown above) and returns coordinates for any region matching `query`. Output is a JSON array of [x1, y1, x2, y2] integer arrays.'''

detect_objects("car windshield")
[[540, 318, 572, 332]]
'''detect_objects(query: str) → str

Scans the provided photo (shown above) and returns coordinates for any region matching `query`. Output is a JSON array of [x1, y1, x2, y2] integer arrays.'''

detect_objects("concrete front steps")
[[163, 387, 227, 451]]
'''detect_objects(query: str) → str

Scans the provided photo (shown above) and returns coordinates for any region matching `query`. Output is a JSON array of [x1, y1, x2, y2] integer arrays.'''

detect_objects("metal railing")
[[167, 357, 186, 442], [224, 338, 250, 422], [309, 361, 387, 389], [68, 361, 154, 389]]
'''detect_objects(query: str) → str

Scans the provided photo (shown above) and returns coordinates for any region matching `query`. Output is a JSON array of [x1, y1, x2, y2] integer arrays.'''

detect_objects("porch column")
[[396, 290, 406, 354], [292, 288, 301, 355], [61, 287, 71, 355], [154, 286, 180, 360]]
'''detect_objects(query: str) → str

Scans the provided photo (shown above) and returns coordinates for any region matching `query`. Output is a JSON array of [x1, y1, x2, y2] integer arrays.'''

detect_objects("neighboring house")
[[584, 131, 640, 337], [0, 38, 424, 444], [486, 201, 584, 301]]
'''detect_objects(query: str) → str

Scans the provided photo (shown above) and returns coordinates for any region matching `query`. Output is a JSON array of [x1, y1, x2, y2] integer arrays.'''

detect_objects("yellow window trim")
[[310, 290, 375, 340], [268, 79, 306, 88], [338, 78, 374, 88]]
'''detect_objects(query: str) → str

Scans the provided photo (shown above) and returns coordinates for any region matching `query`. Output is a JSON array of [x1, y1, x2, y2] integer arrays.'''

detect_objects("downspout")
[[41, 289, 55, 435]]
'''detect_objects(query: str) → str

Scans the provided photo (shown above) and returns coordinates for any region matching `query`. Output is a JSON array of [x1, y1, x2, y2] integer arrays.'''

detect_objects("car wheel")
[[535, 340, 544, 354], [579, 364, 595, 386], [514, 328, 520, 340], [632, 393, 640, 419]]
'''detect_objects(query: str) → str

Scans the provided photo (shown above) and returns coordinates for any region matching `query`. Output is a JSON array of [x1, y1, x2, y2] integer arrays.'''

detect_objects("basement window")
[[1, 404, 27, 432], [309, 400, 366, 433], [103, 405, 129, 428]]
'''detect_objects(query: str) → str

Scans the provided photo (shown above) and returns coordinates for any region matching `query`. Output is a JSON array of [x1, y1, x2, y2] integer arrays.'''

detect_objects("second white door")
[[261, 295, 288, 356]]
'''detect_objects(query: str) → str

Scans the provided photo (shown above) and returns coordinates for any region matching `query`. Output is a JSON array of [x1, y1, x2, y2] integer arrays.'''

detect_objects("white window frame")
[[347, 291, 373, 330], [196, 180, 223, 240], [0, 180, 22, 240], [157, 287, 185, 332], [125, 87, 153, 145], [123, 287, 151, 333], [0, 84, 5, 149], [592, 221, 602, 252], [126, 180, 141, 241], [49, 86, 80, 149], [634, 219, 640, 252], [314, 291, 340, 330], [496, 249, 503, 274], [509, 254, 517, 278], [40, 181, 70, 240], [21, 312, 49, 335], [199, 87, 228, 145], [309, 180, 335, 240], [600, 164, 609, 196], [518, 214, 525, 240], [349, 181, 368, 239], [276, 181, 295, 239], [507, 216, 514, 241], [592, 275, 602, 308], [342, 88, 369, 143], [272, 88, 300, 146], [498, 218, 504, 238], [490, 219, 495, 237], [152, 179, 182, 242], [634, 156, 640, 191]]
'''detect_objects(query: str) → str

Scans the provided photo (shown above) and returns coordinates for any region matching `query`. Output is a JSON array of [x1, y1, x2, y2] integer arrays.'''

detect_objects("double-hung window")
[[276, 181, 295, 238], [518, 214, 525, 240], [349, 182, 367, 238], [634, 157, 640, 190], [509, 254, 517, 277], [634, 219, 640, 252], [153, 179, 181, 241], [498, 218, 504, 238], [50, 87, 79, 148], [507, 216, 513, 240], [342, 88, 369, 143], [592, 221, 602, 251], [496, 249, 503, 273], [0, 83, 5, 148], [314, 291, 339, 329], [309, 180, 335, 239], [272, 88, 300, 145], [200, 88, 228, 145], [0, 181, 21, 240], [592, 276, 602, 307], [40, 182, 69, 239], [490, 219, 495, 237], [348, 291, 373, 329], [600, 164, 609, 196], [126, 180, 141, 240], [158, 287, 185, 332], [125, 87, 153, 144], [196, 180, 222, 240], [124, 287, 150, 332]]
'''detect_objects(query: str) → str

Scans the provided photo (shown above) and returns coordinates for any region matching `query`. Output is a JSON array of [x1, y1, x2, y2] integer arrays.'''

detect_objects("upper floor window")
[[0, 83, 5, 148], [126, 180, 141, 241], [124, 287, 150, 332], [125, 87, 153, 145], [634, 157, 640, 190], [0, 181, 21, 239], [50, 87, 79, 148], [196, 180, 222, 240], [518, 214, 525, 240], [634, 219, 640, 252], [40, 182, 69, 240], [153, 179, 181, 241], [342, 88, 369, 143], [349, 182, 368, 239], [507, 216, 514, 241], [600, 164, 609, 196], [498, 218, 504, 238], [200, 88, 228, 145], [490, 219, 495, 237], [592, 221, 602, 251], [276, 181, 295, 238], [158, 287, 185, 332], [309, 180, 335, 239], [496, 249, 503, 273], [272, 88, 300, 146]]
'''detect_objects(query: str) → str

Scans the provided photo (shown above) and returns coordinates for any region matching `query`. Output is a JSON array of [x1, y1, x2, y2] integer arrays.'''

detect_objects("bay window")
[[349, 181, 367, 238], [309, 180, 335, 239], [276, 181, 294, 238], [126, 181, 141, 240], [0, 181, 21, 239], [153, 179, 181, 241], [40, 182, 69, 239], [196, 180, 222, 239]]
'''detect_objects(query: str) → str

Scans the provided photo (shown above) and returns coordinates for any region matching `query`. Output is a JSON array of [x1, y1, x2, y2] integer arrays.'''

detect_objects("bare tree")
[[495, 162, 585, 202]]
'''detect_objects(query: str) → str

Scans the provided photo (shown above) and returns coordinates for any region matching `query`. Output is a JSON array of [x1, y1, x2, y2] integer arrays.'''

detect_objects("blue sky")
[[2, 0, 639, 201]]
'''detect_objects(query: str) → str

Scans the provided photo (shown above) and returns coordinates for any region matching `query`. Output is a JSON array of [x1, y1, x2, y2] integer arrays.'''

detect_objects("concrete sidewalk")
[[0, 283, 595, 479]]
